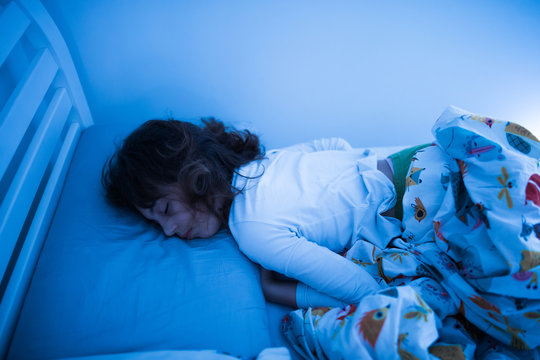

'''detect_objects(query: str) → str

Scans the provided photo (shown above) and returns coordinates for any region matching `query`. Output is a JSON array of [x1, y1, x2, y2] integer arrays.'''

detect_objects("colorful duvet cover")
[[283, 106, 540, 359]]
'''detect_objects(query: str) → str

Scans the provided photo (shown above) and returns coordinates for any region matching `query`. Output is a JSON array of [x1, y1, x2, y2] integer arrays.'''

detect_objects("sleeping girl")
[[101, 116, 420, 308], [102, 106, 540, 356]]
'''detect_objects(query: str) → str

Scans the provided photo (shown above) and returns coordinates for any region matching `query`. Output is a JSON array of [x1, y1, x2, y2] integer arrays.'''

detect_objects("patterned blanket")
[[283, 106, 540, 359]]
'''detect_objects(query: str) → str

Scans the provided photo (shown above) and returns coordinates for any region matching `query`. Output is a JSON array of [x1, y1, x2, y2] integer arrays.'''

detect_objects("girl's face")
[[137, 186, 223, 240]]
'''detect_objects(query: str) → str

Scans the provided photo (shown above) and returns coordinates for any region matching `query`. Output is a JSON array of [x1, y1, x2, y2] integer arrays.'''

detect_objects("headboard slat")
[[0, 0, 93, 356], [0, 2, 30, 67], [18, 0, 93, 128], [0, 122, 81, 356], [0, 87, 71, 280], [0, 48, 58, 180]]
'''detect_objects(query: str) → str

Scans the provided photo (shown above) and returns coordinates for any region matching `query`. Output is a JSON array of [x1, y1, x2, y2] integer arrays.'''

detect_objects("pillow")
[[8, 124, 271, 359]]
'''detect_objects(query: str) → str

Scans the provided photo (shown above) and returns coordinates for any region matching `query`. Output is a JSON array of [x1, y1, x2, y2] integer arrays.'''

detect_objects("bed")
[[3, 1, 540, 360], [0, 0, 300, 358]]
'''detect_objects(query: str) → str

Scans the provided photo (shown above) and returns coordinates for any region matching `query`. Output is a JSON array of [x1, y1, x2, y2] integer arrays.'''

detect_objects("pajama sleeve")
[[232, 221, 381, 305], [296, 282, 347, 308]]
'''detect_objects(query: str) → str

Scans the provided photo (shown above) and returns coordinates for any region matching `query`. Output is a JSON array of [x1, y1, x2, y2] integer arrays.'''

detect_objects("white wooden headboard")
[[0, 0, 93, 355]]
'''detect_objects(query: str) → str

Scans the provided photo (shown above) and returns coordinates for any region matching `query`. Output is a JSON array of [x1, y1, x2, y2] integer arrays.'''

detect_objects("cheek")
[[171, 211, 193, 226]]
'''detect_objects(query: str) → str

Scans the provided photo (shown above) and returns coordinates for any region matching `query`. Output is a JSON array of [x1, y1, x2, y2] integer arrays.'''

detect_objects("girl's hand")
[[260, 268, 298, 308]]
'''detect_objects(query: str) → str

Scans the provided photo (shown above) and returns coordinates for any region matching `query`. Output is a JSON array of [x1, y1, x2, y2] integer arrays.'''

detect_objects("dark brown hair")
[[101, 118, 264, 223]]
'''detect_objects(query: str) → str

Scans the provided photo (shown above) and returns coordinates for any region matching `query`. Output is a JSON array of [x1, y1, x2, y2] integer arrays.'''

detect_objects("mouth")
[[181, 228, 193, 240]]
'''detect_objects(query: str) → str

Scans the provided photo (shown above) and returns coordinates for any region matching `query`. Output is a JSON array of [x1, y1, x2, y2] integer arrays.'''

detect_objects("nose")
[[162, 225, 176, 237], [155, 215, 176, 236]]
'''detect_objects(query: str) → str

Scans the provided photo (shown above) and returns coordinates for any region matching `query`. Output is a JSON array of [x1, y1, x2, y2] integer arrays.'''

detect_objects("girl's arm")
[[235, 222, 379, 306]]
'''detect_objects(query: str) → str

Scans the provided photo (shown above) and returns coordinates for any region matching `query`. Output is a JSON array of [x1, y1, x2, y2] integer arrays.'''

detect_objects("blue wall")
[[42, 0, 540, 149]]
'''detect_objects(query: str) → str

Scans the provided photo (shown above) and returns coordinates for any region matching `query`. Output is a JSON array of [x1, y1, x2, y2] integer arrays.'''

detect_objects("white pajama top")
[[228, 138, 402, 304]]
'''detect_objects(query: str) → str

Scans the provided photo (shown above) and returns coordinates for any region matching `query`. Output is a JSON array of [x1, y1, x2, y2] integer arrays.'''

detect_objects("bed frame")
[[0, 0, 93, 355]]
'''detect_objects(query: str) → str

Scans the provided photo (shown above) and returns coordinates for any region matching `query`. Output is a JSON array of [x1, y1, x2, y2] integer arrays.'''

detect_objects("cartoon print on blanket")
[[282, 286, 441, 359], [282, 106, 540, 358]]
